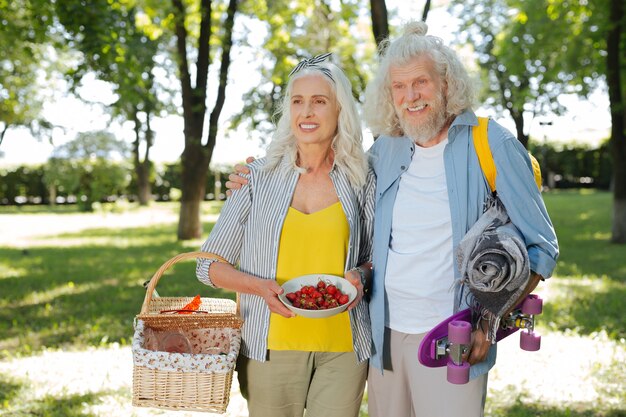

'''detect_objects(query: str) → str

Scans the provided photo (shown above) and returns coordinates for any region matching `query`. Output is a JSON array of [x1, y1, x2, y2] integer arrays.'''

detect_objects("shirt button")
[[401, 166, 406, 170]]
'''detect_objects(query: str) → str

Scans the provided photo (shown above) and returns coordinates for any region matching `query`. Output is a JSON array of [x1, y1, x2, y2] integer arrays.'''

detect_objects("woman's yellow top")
[[267, 201, 353, 352]]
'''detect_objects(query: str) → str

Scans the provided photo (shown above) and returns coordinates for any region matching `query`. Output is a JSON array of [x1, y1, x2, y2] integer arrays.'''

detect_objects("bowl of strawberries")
[[277, 274, 357, 319]]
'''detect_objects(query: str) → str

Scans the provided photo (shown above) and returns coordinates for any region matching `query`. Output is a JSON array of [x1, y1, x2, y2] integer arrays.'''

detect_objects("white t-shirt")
[[384, 138, 455, 334]]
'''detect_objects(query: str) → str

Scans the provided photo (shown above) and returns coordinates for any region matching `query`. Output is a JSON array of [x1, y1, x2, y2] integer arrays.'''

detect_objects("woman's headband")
[[288, 53, 334, 82]]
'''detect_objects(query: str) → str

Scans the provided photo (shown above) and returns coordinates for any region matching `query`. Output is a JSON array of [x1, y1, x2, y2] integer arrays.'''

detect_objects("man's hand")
[[225, 156, 255, 197], [465, 322, 491, 365], [345, 268, 364, 311], [465, 272, 544, 365]]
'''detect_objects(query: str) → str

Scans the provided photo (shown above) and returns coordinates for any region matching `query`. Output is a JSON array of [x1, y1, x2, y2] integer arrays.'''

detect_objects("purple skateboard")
[[418, 294, 543, 384]]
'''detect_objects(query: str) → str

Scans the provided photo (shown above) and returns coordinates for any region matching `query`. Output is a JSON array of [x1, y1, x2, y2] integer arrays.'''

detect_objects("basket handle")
[[140, 251, 234, 315]]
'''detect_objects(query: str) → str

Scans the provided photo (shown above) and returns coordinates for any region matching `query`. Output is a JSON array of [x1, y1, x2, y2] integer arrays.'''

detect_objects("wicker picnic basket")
[[132, 251, 243, 413]]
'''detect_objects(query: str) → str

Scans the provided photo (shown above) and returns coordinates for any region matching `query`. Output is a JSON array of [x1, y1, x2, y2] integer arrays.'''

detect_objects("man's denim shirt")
[[367, 110, 559, 379]]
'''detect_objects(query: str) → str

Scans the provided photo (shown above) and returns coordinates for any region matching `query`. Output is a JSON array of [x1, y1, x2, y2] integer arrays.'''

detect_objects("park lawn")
[[0, 201, 229, 359], [541, 189, 625, 340], [0, 191, 624, 417]]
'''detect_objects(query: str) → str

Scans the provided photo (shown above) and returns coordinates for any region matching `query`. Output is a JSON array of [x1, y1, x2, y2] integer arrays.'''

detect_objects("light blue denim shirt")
[[367, 110, 559, 379]]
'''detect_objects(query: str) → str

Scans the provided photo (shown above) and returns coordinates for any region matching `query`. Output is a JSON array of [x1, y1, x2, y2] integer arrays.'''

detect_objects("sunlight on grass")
[[0, 265, 26, 280], [12, 279, 121, 309], [540, 276, 625, 339]]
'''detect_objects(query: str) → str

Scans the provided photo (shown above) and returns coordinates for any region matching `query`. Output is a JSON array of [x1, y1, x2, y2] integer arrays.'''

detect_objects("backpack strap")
[[529, 153, 543, 190], [472, 116, 543, 193], [472, 117, 497, 193]]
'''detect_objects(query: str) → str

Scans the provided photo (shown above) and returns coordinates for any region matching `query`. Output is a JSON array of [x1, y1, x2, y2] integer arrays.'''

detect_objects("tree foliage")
[[451, 0, 625, 242], [136, 0, 241, 239], [450, 0, 598, 147], [232, 0, 376, 141], [0, 0, 58, 145], [53, 0, 174, 205]]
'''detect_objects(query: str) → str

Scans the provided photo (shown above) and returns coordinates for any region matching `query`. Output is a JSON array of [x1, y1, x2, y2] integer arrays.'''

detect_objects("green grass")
[[541, 189, 626, 340], [0, 192, 624, 417], [0, 201, 227, 359]]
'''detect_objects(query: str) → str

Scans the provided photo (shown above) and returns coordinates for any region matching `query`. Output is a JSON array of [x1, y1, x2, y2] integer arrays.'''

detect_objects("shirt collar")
[[450, 109, 478, 129]]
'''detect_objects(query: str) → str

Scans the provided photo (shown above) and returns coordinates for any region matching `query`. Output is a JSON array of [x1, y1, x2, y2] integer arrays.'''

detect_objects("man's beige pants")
[[368, 327, 488, 417]]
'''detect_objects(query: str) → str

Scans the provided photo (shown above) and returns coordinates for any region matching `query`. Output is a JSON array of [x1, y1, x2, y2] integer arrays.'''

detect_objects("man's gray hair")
[[363, 21, 475, 137]]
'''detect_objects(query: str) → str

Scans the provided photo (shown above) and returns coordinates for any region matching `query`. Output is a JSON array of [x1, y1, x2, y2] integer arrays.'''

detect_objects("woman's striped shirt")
[[196, 156, 376, 362]]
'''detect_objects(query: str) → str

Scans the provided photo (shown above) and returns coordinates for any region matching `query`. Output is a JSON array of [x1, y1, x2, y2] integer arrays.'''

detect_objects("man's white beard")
[[398, 92, 447, 146]]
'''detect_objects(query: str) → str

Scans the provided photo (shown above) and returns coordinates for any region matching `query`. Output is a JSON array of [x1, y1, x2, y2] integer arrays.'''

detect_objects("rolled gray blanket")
[[456, 198, 530, 342]]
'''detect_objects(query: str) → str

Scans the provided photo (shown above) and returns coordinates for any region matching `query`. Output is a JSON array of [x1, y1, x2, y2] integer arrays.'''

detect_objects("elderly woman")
[[195, 54, 375, 417]]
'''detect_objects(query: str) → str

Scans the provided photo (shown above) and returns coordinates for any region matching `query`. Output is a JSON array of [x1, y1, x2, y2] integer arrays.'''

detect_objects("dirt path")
[[0, 206, 182, 246]]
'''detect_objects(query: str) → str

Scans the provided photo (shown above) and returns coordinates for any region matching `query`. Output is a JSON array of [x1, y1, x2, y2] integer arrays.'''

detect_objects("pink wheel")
[[448, 320, 471, 344], [447, 360, 470, 384], [522, 294, 543, 315], [520, 331, 541, 351]]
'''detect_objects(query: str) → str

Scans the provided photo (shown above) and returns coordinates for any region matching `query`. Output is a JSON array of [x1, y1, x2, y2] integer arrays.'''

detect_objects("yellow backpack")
[[472, 117, 542, 193]]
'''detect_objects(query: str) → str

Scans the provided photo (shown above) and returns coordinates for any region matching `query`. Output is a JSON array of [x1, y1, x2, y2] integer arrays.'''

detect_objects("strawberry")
[[338, 294, 349, 305]]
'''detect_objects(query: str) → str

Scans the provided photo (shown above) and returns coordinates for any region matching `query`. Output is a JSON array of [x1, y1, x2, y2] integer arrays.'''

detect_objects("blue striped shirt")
[[196, 156, 376, 362]]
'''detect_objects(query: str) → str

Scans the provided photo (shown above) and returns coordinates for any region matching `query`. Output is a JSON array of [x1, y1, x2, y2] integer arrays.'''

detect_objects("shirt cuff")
[[198, 258, 220, 288]]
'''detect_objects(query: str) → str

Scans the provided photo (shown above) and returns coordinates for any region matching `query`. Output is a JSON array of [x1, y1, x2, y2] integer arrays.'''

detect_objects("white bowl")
[[278, 274, 357, 319]]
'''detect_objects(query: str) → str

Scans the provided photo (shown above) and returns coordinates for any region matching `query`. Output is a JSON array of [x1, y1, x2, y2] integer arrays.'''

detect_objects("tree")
[[0, 0, 57, 148], [451, 0, 626, 242], [54, 0, 172, 206], [450, 0, 597, 148], [605, 0, 625, 242], [170, 0, 240, 239], [370, 0, 389, 46]]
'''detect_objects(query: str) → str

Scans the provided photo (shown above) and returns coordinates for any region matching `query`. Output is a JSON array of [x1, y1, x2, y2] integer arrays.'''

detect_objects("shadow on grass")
[[5, 392, 103, 417], [487, 402, 625, 417], [0, 373, 22, 405], [1, 372, 107, 416], [0, 221, 233, 358]]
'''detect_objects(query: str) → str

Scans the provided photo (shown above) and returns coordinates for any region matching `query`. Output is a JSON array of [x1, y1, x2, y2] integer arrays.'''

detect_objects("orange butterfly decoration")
[[178, 295, 202, 314]]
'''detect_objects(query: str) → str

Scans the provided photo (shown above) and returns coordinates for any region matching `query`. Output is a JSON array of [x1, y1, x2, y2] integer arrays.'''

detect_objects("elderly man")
[[225, 21, 558, 417], [361, 21, 558, 417]]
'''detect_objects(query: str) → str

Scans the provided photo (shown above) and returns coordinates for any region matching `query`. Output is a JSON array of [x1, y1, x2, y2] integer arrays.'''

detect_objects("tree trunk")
[[370, 0, 388, 47], [48, 185, 57, 206], [132, 110, 153, 206], [421, 0, 431, 21], [179, 142, 210, 239], [607, 0, 625, 243], [136, 162, 152, 205], [510, 110, 529, 149], [175, 0, 238, 240], [0, 124, 7, 147]]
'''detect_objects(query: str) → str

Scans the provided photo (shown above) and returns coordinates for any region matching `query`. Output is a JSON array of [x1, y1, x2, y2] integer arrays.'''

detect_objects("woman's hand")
[[256, 279, 295, 318]]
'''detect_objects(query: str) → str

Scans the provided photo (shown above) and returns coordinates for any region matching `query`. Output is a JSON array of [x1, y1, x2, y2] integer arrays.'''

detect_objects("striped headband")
[[288, 53, 334, 81]]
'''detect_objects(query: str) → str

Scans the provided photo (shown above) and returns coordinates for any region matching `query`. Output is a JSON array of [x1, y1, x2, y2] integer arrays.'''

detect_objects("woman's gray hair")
[[264, 60, 368, 188], [363, 21, 475, 137]]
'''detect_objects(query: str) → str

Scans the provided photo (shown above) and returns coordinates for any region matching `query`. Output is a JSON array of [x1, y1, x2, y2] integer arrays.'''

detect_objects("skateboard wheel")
[[520, 331, 541, 351], [447, 360, 470, 384], [448, 320, 471, 344], [522, 294, 543, 315]]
